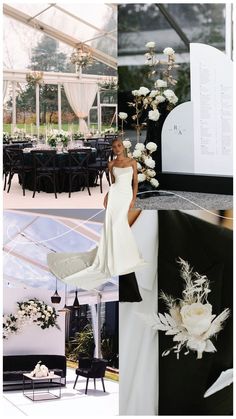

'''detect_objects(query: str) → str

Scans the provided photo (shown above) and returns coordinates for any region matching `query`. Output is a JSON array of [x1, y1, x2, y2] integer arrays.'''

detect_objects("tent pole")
[[36, 82, 40, 139], [12, 81, 17, 133], [97, 90, 101, 132], [58, 83, 62, 130]]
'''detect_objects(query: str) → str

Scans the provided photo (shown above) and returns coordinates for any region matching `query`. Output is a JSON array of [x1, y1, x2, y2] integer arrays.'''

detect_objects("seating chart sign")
[[162, 43, 233, 177], [190, 43, 233, 176]]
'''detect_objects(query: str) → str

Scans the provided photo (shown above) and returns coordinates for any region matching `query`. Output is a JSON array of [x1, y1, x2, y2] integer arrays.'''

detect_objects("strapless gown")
[[47, 166, 146, 290]]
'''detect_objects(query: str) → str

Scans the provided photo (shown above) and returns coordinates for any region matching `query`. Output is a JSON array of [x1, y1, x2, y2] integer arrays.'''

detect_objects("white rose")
[[133, 149, 142, 158], [138, 86, 150, 96], [163, 47, 175, 56], [123, 140, 132, 149], [163, 89, 178, 104], [132, 90, 139, 96], [146, 169, 156, 177], [144, 157, 155, 169], [135, 143, 145, 151], [47, 307, 53, 312], [149, 90, 159, 98], [148, 109, 160, 122], [150, 178, 159, 188], [138, 173, 146, 183], [180, 303, 213, 336], [155, 79, 167, 88], [146, 141, 157, 153], [137, 162, 142, 171], [145, 41, 156, 48], [155, 95, 166, 103], [119, 112, 128, 120]]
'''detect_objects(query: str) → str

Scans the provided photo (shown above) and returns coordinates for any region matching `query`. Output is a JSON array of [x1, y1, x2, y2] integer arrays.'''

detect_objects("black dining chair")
[[31, 150, 60, 199], [104, 134, 118, 144], [4, 148, 32, 195], [63, 149, 92, 198], [88, 147, 112, 193], [73, 357, 107, 394]]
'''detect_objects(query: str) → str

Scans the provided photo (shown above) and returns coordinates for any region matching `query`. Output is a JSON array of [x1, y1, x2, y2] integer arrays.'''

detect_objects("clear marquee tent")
[[3, 209, 118, 304], [3, 209, 118, 357], [3, 3, 117, 133]]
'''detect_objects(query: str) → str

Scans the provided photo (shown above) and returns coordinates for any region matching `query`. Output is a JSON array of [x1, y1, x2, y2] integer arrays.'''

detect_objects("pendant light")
[[51, 278, 61, 304], [58, 284, 71, 313], [72, 289, 80, 317]]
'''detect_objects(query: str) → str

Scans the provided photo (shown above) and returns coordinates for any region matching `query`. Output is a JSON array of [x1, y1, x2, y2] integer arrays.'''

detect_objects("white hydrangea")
[[146, 142, 157, 153], [138, 173, 147, 183], [163, 47, 175, 56], [155, 95, 166, 103], [133, 149, 142, 158], [144, 157, 156, 169], [123, 140, 132, 149], [135, 143, 145, 151], [155, 79, 167, 88], [145, 41, 156, 48], [146, 169, 156, 177], [150, 178, 160, 188], [148, 109, 160, 122], [149, 90, 159, 98], [118, 112, 128, 120], [138, 86, 150, 96]]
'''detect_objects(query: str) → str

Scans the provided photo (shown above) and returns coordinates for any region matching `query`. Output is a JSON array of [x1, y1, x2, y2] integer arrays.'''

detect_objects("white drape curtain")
[[63, 82, 98, 135], [3, 80, 9, 102]]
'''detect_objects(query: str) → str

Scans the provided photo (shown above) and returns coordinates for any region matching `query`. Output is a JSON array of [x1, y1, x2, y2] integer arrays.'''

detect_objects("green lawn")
[[3, 123, 115, 135]]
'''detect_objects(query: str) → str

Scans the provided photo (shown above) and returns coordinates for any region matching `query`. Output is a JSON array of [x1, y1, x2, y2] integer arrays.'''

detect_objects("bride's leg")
[[128, 208, 142, 226]]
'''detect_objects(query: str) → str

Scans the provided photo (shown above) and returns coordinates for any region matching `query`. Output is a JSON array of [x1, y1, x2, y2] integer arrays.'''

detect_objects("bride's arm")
[[130, 159, 138, 209], [103, 161, 114, 208]]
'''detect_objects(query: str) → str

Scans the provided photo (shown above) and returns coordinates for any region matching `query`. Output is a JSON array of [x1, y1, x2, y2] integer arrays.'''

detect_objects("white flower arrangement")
[[155, 79, 167, 88], [47, 129, 70, 148], [163, 47, 175, 56], [118, 112, 128, 120], [123, 139, 132, 149], [146, 142, 158, 153], [3, 298, 60, 339], [142, 258, 230, 360], [148, 109, 160, 122], [132, 142, 159, 188], [145, 41, 156, 49], [30, 361, 49, 378]]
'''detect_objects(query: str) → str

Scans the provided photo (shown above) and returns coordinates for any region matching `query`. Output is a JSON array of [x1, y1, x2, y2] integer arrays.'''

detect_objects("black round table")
[[22, 148, 97, 193]]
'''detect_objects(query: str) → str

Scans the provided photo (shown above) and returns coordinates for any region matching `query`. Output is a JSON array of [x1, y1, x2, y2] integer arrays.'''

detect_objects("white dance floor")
[[3, 176, 109, 209], [2, 368, 119, 417]]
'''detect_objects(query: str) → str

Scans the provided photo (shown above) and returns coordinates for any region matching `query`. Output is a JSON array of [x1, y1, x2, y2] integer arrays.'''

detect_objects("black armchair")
[[73, 357, 107, 394]]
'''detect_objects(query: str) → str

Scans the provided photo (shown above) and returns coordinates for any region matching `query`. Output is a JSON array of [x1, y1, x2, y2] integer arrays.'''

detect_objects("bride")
[[47, 138, 146, 290]]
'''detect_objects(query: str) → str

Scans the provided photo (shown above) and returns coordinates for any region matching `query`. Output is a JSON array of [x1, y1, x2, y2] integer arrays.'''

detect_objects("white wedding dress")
[[119, 210, 159, 415], [47, 166, 146, 290]]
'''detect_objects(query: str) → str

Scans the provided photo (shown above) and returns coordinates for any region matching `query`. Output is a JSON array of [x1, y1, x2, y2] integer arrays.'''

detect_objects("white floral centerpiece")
[[48, 129, 70, 149], [30, 361, 49, 378], [142, 258, 230, 360], [3, 298, 60, 339]]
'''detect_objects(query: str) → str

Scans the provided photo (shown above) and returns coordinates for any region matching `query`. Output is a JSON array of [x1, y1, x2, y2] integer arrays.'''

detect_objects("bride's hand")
[[103, 194, 108, 208], [129, 199, 135, 210]]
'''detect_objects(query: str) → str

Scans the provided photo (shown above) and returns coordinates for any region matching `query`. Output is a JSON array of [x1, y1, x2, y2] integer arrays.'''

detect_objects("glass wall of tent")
[[118, 3, 232, 104], [3, 3, 117, 135]]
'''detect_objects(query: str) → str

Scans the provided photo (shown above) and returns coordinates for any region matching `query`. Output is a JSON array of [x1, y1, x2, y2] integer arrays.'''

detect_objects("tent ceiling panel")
[[3, 3, 117, 69], [3, 211, 118, 300]]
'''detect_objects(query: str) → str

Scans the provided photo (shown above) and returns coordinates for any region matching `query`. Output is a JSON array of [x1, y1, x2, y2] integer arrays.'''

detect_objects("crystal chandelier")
[[70, 43, 94, 72]]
